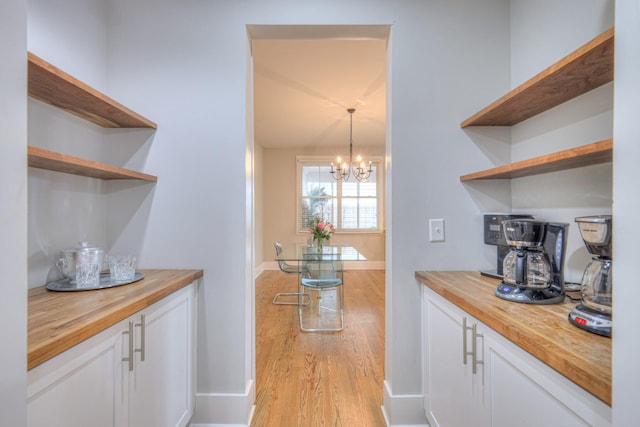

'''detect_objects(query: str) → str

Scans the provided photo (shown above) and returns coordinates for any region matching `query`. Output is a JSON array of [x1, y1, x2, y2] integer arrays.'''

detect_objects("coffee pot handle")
[[515, 250, 525, 285]]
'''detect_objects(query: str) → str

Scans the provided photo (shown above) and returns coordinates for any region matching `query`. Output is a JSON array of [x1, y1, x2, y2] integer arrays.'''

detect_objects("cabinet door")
[[423, 289, 488, 427], [128, 284, 195, 427], [485, 329, 611, 427], [27, 321, 127, 427]]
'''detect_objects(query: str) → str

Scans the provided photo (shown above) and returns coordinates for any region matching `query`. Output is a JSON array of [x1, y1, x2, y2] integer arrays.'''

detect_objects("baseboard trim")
[[382, 380, 429, 427], [254, 263, 264, 280], [189, 380, 255, 427]]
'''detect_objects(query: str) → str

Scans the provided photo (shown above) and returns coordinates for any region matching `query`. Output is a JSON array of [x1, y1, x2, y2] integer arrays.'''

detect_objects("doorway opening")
[[250, 25, 388, 272], [248, 24, 389, 424]]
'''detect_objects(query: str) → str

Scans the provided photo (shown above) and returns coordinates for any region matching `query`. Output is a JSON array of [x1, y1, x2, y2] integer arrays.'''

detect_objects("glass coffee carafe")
[[580, 257, 612, 314], [502, 248, 551, 289], [568, 215, 613, 336], [501, 220, 552, 289]]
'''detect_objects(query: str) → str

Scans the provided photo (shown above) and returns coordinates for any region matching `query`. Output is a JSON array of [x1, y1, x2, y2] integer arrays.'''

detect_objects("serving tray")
[[46, 272, 145, 292]]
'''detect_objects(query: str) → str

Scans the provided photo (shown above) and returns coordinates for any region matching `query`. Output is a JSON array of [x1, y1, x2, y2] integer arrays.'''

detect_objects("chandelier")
[[330, 108, 373, 182]]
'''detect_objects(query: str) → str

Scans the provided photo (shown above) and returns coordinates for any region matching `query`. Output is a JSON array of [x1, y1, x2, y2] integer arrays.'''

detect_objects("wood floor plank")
[[252, 270, 386, 427]]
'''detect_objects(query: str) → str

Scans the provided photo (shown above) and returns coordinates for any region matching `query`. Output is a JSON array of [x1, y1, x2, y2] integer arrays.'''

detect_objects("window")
[[297, 157, 382, 233]]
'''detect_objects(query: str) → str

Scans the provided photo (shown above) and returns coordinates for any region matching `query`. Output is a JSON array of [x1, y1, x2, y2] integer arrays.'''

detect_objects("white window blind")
[[297, 157, 381, 233]]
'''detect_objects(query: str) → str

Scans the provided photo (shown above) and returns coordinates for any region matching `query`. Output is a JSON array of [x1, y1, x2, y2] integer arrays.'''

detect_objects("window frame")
[[296, 155, 384, 235]]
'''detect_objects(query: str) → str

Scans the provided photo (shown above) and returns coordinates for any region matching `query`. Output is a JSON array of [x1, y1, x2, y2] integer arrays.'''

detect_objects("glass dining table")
[[275, 243, 366, 331], [275, 243, 367, 263]]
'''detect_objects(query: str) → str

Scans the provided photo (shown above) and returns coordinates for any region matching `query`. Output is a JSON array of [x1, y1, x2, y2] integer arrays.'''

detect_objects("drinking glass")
[[109, 255, 137, 282], [75, 252, 101, 288]]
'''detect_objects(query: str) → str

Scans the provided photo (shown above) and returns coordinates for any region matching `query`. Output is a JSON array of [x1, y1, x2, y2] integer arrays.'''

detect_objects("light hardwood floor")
[[252, 269, 386, 427]]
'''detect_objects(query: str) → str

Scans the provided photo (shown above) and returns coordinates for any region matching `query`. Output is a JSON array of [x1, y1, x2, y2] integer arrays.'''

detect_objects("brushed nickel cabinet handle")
[[463, 317, 474, 365], [122, 321, 134, 372], [462, 317, 467, 364], [135, 314, 146, 362], [472, 324, 484, 375]]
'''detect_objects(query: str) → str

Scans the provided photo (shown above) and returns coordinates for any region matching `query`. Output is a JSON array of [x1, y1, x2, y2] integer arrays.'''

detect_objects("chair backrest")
[[304, 260, 337, 279], [274, 242, 298, 274], [301, 260, 343, 288]]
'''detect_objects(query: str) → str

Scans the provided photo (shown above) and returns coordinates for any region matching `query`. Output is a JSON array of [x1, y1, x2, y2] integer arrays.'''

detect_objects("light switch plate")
[[429, 219, 445, 242]]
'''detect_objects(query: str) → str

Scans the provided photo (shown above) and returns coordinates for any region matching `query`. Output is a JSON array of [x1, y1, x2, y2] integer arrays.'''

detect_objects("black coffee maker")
[[495, 219, 569, 304], [482, 214, 534, 279]]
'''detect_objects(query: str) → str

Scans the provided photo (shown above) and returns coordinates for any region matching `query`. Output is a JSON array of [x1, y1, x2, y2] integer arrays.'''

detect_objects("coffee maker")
[[568, 215, 612, 337], [482, 214, 534, 279], [495, 219, 569, 304]]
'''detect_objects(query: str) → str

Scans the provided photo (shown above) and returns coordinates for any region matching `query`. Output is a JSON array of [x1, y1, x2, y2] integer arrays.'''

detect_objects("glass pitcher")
[[503, 248, 551, 289], [581, 257, 612, 314]]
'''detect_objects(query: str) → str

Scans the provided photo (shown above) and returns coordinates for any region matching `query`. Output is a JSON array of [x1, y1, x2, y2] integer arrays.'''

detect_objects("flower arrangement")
[[308, 217, 335, 249]]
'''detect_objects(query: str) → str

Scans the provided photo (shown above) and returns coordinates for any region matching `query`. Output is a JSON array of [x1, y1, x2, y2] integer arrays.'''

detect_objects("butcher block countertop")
[[28, 269, 203, 370], [416, 271, 611, 405]]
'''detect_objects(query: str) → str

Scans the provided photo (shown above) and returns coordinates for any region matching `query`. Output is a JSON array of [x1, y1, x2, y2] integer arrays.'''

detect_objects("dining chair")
[[298, 259, 344, 332], [273, 242, 307, 305]]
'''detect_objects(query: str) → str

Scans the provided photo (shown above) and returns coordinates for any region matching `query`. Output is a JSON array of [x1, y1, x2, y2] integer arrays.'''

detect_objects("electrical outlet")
[[429, 219, 445, 242]]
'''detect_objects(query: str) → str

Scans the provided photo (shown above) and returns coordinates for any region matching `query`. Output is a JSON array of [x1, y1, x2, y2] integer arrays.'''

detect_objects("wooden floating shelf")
[[461, 27, 614, 127], [28, 52, 157, 129], [28, 146, 158, 182], [460, 139, 612, 182]]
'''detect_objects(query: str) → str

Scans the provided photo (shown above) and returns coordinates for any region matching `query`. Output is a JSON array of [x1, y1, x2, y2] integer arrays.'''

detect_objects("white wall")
[[613, 0, 640, 423], [386, 2, 511, 423], [254, 143, 264, 273], [0, 1, 27, 425]]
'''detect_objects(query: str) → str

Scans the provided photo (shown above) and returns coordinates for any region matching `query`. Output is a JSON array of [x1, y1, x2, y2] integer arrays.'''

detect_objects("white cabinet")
[[27, 320, 126, 427], [128, 284, 196, 427], [27, 283, 196, 427], [423, 288, 489, 427], [423, 287, 611, 427], [485, 330, 611, 427]]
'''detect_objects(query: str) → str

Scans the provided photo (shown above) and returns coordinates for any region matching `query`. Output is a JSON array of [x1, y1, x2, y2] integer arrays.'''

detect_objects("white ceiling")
[[252, 37, 387, 150]]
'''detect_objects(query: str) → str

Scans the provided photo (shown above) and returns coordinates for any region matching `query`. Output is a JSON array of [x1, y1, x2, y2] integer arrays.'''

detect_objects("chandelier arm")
[[354, 165, 371, 182], [330, 161, 351, 181]]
